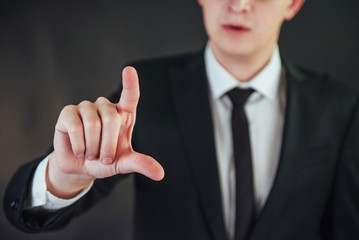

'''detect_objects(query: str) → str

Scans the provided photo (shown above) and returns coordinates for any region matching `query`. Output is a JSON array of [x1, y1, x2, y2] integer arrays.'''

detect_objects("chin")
[[216, 42, 256, 58], [211, 33, 253, 52]]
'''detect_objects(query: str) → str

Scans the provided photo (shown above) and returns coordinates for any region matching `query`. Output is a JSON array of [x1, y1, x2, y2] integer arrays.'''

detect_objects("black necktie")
[[227, 88, 256, 240]]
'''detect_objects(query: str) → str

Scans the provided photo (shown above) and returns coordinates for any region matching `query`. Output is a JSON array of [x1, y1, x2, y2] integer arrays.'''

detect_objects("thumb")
[[116, 152, 165, 181]]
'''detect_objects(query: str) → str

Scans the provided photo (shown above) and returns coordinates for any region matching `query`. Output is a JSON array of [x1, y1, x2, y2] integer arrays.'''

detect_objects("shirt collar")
[[205, 43, 282, 101]]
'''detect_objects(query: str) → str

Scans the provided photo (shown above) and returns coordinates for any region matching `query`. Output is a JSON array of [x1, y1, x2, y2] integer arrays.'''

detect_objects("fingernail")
[[102, 158, 113, 165], [77, 153, 84, 159]]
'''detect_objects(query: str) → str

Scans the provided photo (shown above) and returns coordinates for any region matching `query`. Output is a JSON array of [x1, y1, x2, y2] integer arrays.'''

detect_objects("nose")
[[228, 0, 252, 13]]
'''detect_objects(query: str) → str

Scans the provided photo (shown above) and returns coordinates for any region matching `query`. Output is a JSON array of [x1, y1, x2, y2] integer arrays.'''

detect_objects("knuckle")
[[102, 114, 120, 126], [96, 96, 109, 105], [68, 123, 83, 134], [78, 100, 92, 108], [85, 118, 101, 131], [62, 104, 76, 114]]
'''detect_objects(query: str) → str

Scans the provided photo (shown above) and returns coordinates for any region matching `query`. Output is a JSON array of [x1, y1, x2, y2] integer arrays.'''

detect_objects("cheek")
[[254, 10, 285, 38], [203, 8, 219, 34]]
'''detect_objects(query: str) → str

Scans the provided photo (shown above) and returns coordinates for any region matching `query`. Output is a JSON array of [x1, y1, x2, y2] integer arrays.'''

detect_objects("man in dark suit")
[[4, 0, 359, 239]]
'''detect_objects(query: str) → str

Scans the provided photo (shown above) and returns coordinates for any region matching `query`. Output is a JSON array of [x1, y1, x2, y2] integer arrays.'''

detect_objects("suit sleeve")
[[3, 152, 127, 233], [2, 87, 126, 233]]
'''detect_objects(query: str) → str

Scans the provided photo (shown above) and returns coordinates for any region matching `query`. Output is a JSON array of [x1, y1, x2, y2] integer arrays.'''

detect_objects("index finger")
[[117, 66, 140, 113]]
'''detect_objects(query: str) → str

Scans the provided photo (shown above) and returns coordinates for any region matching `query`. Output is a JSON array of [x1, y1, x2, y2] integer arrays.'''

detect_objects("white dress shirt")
[[30, 44, 285, 239], [29, 155, 93, 209], [205, 44, 285, 239]]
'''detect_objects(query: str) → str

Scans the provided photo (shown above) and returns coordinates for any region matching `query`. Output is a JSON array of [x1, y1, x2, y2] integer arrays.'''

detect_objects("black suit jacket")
[[4, 50, 359, 240]]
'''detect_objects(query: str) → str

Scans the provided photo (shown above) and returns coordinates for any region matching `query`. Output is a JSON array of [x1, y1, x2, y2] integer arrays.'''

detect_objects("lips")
[[223, 24, 250, 34]]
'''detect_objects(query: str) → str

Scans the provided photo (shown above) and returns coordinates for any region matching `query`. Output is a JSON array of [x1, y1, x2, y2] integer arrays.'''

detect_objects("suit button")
[[10, 199, 19, 210]]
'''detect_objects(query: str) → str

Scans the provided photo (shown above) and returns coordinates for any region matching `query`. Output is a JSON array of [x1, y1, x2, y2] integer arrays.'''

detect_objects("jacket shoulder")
[[286, 61, 359, 106]]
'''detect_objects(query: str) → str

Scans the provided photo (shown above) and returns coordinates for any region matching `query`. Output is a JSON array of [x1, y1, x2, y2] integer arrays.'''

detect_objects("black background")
[[1, 0, 358, 239]]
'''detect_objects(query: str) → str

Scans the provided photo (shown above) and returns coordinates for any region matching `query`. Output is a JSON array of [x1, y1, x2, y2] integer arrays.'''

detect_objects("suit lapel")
[[167, 52, 323, 239], [250, 61, 324, 239], [168, 52, 228, 240]]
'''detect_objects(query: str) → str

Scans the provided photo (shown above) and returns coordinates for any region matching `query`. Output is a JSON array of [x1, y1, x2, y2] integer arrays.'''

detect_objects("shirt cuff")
[[30, 154, 93, 210]]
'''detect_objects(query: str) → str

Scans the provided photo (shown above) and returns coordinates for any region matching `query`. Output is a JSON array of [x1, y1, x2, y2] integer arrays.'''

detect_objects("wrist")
[[46, 153, 94, 199]]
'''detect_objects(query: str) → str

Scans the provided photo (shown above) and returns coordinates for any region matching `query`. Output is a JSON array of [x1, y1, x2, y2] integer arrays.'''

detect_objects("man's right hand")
[[47, 66, 164, 199]]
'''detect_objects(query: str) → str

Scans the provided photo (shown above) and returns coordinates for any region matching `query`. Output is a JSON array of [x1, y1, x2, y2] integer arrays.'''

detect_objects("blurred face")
[[198, 0, 304, 59]]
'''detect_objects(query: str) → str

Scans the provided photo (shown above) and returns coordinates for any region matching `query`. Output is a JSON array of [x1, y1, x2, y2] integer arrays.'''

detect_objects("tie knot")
[[227, 87, 254, 108]]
